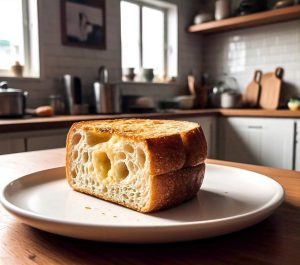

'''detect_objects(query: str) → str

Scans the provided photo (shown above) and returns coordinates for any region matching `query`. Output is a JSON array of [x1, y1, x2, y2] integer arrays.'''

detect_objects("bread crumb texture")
[[66, 119, 207, 212]]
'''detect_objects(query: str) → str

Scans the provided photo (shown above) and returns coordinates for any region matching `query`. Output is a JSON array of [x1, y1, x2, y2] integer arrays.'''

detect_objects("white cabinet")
[[174, 116, 217, 158], [296, 121, 300, 171], [219, 117, 295, 170]]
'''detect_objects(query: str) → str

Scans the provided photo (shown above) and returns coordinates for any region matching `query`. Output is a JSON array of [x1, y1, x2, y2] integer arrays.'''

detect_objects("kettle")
[[93, 66, 121, 114]]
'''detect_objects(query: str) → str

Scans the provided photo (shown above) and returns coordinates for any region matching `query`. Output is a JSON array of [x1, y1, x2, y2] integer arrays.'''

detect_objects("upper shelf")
[[188, 5, 300, 34]]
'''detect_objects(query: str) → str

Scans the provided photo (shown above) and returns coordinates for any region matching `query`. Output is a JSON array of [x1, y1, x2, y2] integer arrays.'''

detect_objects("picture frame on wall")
[[61, 0, 106, 49]]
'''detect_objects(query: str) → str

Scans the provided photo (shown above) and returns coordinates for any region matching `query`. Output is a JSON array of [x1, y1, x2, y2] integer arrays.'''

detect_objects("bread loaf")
[[66, 119, 207, 212]]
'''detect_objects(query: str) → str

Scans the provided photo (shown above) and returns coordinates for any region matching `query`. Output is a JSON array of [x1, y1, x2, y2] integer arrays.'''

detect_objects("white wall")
[[202, 19, 300, 99], [4, 0, 203, 108]]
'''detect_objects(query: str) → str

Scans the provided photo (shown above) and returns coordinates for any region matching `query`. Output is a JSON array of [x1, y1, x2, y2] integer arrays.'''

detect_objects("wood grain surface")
[[0, 149, 299, 265], [188, 5, 300, 34], [1, 109, 300, 133]]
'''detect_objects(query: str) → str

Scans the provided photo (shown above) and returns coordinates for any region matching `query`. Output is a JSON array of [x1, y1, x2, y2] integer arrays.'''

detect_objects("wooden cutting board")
[[259, 67, 284, 110], [243, 70, 262, 107]]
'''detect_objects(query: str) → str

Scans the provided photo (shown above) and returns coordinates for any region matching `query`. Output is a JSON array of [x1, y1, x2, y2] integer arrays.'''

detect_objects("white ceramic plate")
[[0, 164, 284, 243]]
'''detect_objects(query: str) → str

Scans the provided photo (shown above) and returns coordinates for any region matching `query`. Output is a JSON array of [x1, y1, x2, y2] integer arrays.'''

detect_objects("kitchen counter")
[[1, 109, 300, 133], [0, 148, 299, 264]]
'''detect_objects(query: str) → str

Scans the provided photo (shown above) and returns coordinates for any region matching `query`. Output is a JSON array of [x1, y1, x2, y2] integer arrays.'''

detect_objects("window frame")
[[0, 0, 37, 78], [121, 0, 168, 78]]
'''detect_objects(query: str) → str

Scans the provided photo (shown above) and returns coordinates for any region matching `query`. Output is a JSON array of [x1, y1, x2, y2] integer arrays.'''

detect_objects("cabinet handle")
[[248, 126, 262, 129]]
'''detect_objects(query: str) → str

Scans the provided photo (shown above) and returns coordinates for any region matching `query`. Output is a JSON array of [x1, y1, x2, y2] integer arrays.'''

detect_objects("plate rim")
[[0, 164, 284, 230]]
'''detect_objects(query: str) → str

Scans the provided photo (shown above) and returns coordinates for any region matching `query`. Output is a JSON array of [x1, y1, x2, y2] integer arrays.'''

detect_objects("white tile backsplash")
[[203, 19, 300, 97]]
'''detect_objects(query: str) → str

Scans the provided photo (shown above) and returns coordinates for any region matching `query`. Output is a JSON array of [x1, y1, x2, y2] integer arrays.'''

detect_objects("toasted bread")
[[66, 119, 207, 212]]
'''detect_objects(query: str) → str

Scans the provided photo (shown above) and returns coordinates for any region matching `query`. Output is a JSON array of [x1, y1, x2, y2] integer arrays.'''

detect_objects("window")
[[0, 0, 39, 77], [121, 0, 177, 81]]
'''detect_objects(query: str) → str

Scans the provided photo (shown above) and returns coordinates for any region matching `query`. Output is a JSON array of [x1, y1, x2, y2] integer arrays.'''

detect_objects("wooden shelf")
[[188, 5, 300, 34]]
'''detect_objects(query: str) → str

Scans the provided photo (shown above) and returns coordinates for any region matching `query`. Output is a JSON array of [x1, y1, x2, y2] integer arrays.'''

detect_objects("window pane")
[[0, 0, 24, 69], [121, 1, 140, 70], [142, 6, 164, 76]]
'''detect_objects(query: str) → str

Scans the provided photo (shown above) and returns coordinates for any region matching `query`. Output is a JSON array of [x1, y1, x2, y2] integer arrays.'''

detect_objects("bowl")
[[174, 95, 195, 109]]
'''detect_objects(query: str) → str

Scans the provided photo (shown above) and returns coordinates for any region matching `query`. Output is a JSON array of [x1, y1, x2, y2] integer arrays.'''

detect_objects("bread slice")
[[66, 119, 207, 212]]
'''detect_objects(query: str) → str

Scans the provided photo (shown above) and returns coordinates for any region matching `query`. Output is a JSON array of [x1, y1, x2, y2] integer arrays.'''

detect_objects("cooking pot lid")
[[0, 88, 23, 94]]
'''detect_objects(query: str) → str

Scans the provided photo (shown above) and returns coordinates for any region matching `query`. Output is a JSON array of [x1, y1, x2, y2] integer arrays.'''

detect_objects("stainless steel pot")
[[0, 81, 28, 118], [93, 82, 120, 114]]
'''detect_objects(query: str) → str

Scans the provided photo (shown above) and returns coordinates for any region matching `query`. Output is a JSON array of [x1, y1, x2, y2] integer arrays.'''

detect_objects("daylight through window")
[[121, 0, 177, 81], [0, 0, 39, 77]]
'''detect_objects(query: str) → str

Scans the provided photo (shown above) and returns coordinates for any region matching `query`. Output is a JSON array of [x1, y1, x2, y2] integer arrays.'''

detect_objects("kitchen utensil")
[[93, 66, 120, 114], [93, 82, 121, 114], [209, 80, 232, 108], [0, 81, 28, 118], [259, 67, 284, 110], [221, 91, 242, 108], [98, 66, 108, 83], [63, 75, 82, 114], [215, 0, 231, 20], [243, 70, 262, 107], [188, 75, 196, 96]]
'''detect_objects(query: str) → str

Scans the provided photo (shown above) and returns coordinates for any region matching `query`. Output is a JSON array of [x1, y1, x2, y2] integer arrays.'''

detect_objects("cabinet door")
[[0, 138, 26, 155], [296, 121, 300, 171], [26, 130, 68, 151], [175, 116, 216, 158], [220, 118, 295, 170]]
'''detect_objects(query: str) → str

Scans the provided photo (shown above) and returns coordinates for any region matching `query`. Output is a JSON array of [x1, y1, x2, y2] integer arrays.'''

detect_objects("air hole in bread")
[[92, 151, 111, 180], [71, 170, 76, 178], [86, 131, 111, 146], [88, 164, 94, 172], [72, 133, 82, 145], [115, 162, 129, 181], [137, 148, 146, 167], [116, 152, 126, 160], [127, 161, 134, 172], [124, 144, 134, 153], [83, 152, 88, 163], [80, 165, 85, 174], [73, 150, 78, 160]]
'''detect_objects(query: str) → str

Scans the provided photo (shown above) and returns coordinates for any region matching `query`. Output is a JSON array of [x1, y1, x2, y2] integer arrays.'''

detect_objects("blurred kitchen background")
[[0, 0, 299, 111], [1, 0, 300, 170]]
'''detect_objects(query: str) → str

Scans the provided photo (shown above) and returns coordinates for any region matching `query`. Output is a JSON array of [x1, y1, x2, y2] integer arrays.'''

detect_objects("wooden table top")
[[0, 149, 299, 265]]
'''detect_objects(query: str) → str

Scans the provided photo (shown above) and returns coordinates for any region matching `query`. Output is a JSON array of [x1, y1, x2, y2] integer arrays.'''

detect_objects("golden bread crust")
[[145, 134, 186, 175], [143, 163, 205, 212]]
